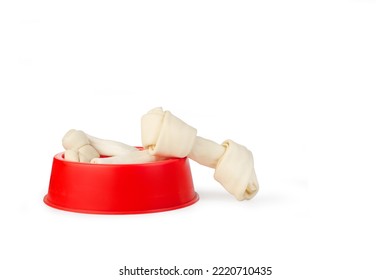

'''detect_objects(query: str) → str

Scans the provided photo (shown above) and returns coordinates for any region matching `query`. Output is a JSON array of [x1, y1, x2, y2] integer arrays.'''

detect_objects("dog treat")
[[141, 107, 259, 200], [63, 129, 160, 164]]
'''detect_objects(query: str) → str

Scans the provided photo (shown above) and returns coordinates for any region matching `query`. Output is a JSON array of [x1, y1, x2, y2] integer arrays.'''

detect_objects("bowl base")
[[44, 193, 199, 215]]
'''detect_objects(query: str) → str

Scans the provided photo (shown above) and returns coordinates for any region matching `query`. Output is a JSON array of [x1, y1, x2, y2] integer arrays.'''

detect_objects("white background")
[[0, 1, 389, 279]]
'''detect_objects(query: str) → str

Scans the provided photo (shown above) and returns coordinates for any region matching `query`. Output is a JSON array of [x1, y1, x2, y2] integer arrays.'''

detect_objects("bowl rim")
[[54, 152, 183, 167]]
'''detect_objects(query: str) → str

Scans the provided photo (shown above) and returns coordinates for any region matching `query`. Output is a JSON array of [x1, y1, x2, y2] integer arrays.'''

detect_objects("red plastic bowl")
[[44, 153, 198, 214]]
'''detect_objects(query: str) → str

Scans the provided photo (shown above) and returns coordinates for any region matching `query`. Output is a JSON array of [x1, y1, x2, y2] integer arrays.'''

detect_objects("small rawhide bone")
[[141, 107, 259, 200], [85, 134, 162, 164], [63, 129, 161, 164]]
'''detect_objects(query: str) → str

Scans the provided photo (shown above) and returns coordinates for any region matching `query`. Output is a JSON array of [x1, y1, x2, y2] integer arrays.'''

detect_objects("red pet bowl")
[[44, 153, 198, 214]]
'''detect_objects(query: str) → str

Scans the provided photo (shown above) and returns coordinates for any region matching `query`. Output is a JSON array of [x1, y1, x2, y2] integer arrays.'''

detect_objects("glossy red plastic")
[[44, 153, 198, 214]]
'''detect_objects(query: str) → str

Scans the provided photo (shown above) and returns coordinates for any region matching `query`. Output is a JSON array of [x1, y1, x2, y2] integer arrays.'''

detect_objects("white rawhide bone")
[[62, 129, 100, 163], [63, 130, 160, 164], [141, 107, 259, 200], [85, 133, 162, 164]]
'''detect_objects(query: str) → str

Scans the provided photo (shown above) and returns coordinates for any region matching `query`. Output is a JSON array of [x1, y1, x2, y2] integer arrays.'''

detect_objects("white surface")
[[0, 1, 389, 279]]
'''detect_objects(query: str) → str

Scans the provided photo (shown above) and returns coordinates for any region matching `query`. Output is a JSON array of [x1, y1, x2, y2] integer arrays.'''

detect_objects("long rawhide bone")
[[62, 129, 100, 163], [141, 107, 259, 200]]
